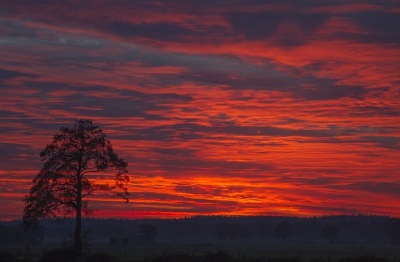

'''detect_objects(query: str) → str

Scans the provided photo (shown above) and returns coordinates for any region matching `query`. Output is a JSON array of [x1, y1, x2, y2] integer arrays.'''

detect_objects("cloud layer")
[[0, 0, 399, 220]]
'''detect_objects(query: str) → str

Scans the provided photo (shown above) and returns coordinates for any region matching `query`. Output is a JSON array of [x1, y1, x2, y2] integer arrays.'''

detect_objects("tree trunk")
[[74, 174, 82, 253], [74, 207, 82, 252]]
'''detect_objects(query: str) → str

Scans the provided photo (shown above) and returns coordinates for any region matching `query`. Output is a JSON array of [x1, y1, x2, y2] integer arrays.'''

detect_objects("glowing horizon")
[[0, 1, 400, 221]]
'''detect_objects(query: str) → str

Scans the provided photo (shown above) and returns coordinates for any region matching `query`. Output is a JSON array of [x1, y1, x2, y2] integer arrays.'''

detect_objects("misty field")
[[92, 241, 400, 261], [2, 241, 400, 262]]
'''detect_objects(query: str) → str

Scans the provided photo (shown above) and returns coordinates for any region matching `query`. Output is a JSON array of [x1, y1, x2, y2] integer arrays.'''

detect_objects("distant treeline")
[[1, 215, 399, 245], [0, 220, 44, 244]]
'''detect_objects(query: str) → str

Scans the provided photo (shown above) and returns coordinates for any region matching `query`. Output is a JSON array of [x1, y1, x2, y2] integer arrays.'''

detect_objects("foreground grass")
[[1, 241, 399, 262], [0, 249, 394, 262]]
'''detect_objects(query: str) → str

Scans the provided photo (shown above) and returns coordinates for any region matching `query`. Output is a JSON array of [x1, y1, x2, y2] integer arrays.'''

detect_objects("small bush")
[[38, 247, 81, 262]]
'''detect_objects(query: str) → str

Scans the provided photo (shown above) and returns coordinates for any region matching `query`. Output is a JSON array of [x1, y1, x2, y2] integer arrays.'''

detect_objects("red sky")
[[0, 0, 400, 220]]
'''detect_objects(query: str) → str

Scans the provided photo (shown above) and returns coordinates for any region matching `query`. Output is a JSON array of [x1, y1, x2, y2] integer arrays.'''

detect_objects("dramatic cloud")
[[0, 0, 399, 220]]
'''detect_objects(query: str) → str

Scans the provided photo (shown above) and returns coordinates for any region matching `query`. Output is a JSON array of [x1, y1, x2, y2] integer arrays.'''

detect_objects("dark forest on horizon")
[[2, 214, 400, 245]]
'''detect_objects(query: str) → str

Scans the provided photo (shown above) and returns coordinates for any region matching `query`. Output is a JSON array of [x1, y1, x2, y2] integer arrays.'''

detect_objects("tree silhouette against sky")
[[22, 119, 129, 253]]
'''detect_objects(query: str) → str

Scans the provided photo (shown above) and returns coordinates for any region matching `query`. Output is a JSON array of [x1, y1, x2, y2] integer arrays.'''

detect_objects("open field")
[[2, 241, 400, 262], [95, 242, 400, 262]]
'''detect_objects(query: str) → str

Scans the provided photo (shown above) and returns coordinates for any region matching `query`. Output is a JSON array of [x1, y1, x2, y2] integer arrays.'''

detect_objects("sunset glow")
[[0, 1, 400, 220]]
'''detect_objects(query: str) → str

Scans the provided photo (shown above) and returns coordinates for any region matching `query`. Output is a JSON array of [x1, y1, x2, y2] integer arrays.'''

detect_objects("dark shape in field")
[[321, 224, 339, 243], [139, 223, 158, 244], [274, 221, 293, 242], [22, 119, 129, 254]]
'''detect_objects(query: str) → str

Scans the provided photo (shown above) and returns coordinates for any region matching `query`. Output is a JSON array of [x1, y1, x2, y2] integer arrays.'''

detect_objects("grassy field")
[[96, 241, 400, 262], [2, 241, 400, 261]]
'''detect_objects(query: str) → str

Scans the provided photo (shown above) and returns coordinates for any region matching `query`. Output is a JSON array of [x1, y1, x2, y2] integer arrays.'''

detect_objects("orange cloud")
[[0, 1, 399, 220]]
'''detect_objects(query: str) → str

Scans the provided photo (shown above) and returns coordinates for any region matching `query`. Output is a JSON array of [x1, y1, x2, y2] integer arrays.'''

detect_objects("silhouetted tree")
[[23, 119, 129, 253], [274, 221, 293, 241], [321, 224, 339, 243], [384, 218, 400, 245], [214, 222, 240, 241], [139, 224, 157, 244]]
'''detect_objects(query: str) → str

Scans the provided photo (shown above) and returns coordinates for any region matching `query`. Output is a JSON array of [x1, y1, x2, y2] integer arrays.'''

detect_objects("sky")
[[0, 0, 400, 221]]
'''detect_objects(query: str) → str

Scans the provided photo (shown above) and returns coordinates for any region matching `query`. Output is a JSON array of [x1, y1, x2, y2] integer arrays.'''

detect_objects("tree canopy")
[[23, 119, 129, 252]]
